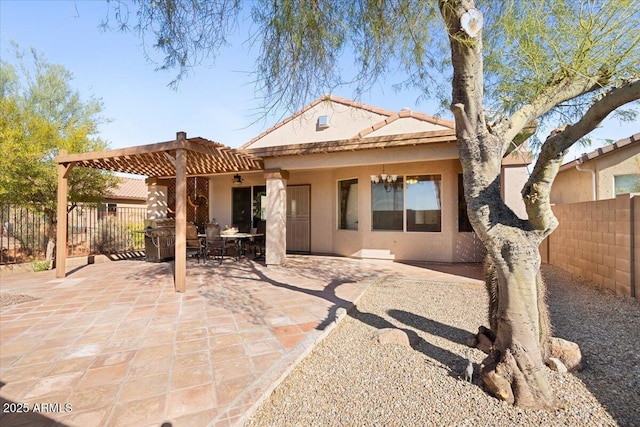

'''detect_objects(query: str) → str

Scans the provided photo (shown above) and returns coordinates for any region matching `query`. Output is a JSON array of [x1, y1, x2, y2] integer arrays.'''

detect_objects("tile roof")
[[105, 177, 147, 201], [560, 133, 639, 171], [239, 95, 453, 149], [356, 108, 454, 138]]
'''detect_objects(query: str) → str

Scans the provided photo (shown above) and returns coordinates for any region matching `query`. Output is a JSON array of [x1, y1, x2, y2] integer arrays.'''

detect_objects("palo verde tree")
[[105, 0, 640, 408], [0, 43, 118, 259]]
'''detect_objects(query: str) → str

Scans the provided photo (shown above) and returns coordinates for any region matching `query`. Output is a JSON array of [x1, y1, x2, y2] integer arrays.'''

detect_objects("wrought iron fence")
[[1, 203, 146, 265]]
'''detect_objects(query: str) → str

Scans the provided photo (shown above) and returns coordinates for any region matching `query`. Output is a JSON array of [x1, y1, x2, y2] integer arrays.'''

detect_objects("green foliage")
[[483, 0, 640, 124], [0, 43, 119, 212], [31, 259, 50, 272], [11, 209, 48, 257], [106, 1, 639, 130]]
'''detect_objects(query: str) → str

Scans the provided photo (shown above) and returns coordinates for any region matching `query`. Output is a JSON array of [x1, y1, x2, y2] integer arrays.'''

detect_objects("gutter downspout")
[[575, 161, 597, 200]]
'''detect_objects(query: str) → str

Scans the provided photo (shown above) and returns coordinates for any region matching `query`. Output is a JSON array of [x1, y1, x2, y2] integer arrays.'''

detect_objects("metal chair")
[[186, 223, 204, 263], [205, 223, 233, 264], [247, 220, 266, 260]]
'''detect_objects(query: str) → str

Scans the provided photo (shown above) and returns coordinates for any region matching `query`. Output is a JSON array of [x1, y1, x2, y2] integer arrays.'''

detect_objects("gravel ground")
[[245, 265, 640, 427], [0, 293, 40, 307]]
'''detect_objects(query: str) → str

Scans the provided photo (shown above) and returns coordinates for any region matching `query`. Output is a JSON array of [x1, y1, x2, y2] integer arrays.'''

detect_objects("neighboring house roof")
[[105, 177, 147, 202], [559, 133, 639, 172], [240, 94, 455, 153]]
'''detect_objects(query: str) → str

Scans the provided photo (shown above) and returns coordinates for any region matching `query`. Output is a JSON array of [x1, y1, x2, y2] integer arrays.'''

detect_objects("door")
[[232, 187, 252, 232], [286, 185, 310, 253]]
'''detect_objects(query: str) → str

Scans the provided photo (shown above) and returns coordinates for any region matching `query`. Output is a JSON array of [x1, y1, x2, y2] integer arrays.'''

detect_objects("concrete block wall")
[[545, 193, 638, 301], [635, 195, 640, 298]]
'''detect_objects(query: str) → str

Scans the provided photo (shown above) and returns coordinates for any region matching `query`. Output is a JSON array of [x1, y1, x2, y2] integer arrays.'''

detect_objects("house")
[[203, 95, 531, 263], [54, 95, 534, 290], [102, 176, 147, 217], [551, 133, 640, 204]]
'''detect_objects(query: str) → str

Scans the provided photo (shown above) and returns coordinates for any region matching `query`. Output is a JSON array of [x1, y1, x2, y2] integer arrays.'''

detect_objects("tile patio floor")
[[0, 255, 482, 427]]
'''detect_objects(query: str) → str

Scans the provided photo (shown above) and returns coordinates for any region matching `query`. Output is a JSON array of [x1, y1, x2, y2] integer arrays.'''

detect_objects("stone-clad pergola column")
[[146, 177, 170, 220], [264, 169, 288, 265]]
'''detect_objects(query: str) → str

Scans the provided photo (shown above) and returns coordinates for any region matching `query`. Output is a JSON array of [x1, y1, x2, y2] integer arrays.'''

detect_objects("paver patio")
[[0, 255, 482, 427]]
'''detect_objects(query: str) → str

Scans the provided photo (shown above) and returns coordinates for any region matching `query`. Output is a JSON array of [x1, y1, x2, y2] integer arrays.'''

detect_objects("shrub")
[[92, 216, 130, 253]]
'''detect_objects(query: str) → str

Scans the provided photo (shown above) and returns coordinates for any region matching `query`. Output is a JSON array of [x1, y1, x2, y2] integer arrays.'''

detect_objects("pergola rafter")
[[59, 135, 263, 178]]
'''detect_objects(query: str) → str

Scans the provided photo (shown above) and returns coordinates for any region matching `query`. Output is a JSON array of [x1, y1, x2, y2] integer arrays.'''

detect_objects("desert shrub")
[[32, 259, 50, 271], [92, 216, 130, 253]]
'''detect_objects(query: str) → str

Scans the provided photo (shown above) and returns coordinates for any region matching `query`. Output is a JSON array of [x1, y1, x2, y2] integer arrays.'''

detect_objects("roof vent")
[[317, 115, 329, 130]]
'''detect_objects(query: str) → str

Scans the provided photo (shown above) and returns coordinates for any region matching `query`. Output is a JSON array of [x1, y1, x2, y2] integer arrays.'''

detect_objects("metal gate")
[[286, 185, 310, 253]]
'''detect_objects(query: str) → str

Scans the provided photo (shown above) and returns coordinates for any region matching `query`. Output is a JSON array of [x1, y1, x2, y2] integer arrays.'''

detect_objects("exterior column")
[[265, 169, 289, 265], [55, 151, 73, 278], [145, 177, 170, 221], [208, 178, 216, 223], [174, 132, 188, 292]]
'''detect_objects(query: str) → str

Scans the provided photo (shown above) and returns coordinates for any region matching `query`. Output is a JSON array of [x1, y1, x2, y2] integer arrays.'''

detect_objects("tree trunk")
[[481, 235, 555, 408], [44, 209, 56, 269], [438, 0, 573, 408]]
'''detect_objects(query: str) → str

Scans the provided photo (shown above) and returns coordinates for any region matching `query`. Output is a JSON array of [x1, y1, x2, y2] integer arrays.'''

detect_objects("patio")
[[0, 256, 482, 427]]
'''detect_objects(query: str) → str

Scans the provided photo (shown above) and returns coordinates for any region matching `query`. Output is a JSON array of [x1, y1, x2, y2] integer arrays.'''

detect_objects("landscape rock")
[[550, 337, 583, 372], [547, 357, 568, 373], [376, 328, 411, 347]]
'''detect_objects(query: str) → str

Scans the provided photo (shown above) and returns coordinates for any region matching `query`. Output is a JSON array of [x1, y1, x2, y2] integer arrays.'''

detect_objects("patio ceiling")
[[55, 135, 264, 178]]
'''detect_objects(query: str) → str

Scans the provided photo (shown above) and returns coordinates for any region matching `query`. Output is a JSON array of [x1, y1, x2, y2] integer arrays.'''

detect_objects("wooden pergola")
[[54, 132, 263, 292]]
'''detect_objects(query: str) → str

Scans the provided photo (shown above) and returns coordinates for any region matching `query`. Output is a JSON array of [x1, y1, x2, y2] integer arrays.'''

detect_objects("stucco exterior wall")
[[208, 156, 488, 263], [501, 166, 529, 219], [597, 148, 640, 200], [248, 102, 388, 148], [551, 167, 594, 204], [551, 143, 640, 204], [365, 116, 449, 137], [330, 160, 462, 262]]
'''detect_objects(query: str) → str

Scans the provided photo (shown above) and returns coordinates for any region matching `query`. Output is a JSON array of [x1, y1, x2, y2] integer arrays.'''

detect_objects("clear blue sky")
[[1, 0, 636, 160]]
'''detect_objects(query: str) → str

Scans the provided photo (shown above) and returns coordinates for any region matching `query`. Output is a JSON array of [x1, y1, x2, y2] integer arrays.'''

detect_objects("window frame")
[[613, 173, 640, 196], [337, 177, 359, 231], [370, 173, 443, 233]]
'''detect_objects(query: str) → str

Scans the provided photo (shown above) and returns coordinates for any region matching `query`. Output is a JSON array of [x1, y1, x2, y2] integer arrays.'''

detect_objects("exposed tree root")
[[479, 347, 557, 409]]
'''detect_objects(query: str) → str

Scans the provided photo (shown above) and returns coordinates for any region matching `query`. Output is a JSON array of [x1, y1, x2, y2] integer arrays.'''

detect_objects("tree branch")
[[500, 71, 613, 154], [523, 78, 640, 234]]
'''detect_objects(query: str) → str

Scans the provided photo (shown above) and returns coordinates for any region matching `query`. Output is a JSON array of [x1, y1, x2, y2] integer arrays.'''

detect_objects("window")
[[98, 203, 117, 220], [458, 174, 473, 232], [371, 174, 442, 232], [372, 177, 404, 230], [232, 187, 251, 232], [338, 179, 358, 230], [406, 175, 442, 232], [252, 185, 267, 228], [614, 174, 640, 195]]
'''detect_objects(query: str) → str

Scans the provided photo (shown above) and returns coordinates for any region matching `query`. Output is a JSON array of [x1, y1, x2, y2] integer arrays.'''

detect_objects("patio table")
[[220, 233, 263, 259]]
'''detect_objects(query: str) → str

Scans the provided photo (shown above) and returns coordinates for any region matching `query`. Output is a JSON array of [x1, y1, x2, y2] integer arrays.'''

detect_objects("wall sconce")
[[233, 174, 243, 185], [370, 166, 399, 192]]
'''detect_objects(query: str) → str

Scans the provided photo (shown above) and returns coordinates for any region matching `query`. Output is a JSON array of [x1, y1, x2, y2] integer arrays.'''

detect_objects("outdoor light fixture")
[[370, 166, 399, 192], [233, 174, 243, 185]]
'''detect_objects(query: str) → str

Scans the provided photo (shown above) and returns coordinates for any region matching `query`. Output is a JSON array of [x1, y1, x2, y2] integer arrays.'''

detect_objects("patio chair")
[[186, 223, 204, 263], [205, 223, 237, 264], [247, 220, 266, 260]]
